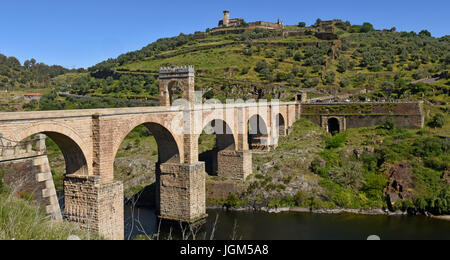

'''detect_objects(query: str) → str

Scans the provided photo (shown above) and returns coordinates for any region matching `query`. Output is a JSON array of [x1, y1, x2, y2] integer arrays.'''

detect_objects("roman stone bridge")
[[0, 66, 423, 240], [0, 66, 299, 240]]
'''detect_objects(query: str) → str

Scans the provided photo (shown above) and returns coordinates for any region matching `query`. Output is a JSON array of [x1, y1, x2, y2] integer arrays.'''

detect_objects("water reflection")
[[125, 205, 450, 240]]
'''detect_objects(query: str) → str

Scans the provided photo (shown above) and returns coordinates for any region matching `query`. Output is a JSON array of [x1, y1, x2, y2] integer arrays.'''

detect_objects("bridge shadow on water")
[[124, 203, 213, 240]]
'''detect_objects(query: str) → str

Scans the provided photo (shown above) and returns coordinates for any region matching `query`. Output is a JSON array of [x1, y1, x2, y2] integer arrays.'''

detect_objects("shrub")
[[424, 155, 449, 171], [241, 66, 251, 75], [324, 71, 336, 85], [413, 137, 446, 158], [203, 89, 214, 100], [325, 133, 347, 149], [363, 173, 388, 200], [293, 190, 309, 206], [379, 118, 395, 131], [339, 78, 351, 88], [310, 158, 325, 174], [304, 77, 319, 88], [254, 60, 268, 73], [0, 167, 5, 193], [337, 58, 349, 73], [328, 161, 365, 191], [428, 113, 445, 128], [224, 194, 239, 208], [294, 52, 302, 62]]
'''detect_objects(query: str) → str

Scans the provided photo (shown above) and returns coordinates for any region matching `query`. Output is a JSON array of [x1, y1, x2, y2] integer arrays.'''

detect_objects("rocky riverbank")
[[207, 205, 410, 216], [431, 215, 450, 221]]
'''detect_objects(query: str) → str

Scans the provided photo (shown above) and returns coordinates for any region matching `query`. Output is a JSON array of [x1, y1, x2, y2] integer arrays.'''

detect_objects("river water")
[[124, 206, 450, 240]]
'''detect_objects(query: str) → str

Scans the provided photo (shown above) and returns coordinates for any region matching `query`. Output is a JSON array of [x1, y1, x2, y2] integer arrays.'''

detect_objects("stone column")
[[236, 107, 248, 151], [36, 134, 46, 152], [278, 124, 287, 137], [64, 174, 124, 240], [158, 162, 206, 223], [26, 142, 32, 153], [92, 114, 114, 184], [159, 82, 170, 107]]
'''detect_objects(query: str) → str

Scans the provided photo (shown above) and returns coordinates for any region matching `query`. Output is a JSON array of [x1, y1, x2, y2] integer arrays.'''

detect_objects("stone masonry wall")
[[159, 162, 206, 222], [302, 102, 424, 130], [217, 150, 252, 180], [1, 155, 62, 220], [64, 175, 124, 240]]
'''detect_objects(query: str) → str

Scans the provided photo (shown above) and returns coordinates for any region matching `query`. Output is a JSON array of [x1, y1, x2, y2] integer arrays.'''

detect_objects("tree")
[[294, 52, 302, 62], [292, 66, 300, 76], [324, 71, 336, 85], [380, 81, 395, 98], [298, 22, 306, 27], [360, 22, 374, 33], [419, 30, 431, 37], [339, 78, 351, 88], [337, 58, 349, 73], [255, 60, 268, 73], [315, 18, 322, 26], [304, 76, 319, 88]]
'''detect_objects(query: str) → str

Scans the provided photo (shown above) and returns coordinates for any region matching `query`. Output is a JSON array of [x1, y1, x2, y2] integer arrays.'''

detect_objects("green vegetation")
[[0, 167, 98, 240], [221, 115, 449, 214], [2, 18, 448, 217], [0, 18, 446, 112], [0, 191, 99, 240], [0, 55, 83, 90]]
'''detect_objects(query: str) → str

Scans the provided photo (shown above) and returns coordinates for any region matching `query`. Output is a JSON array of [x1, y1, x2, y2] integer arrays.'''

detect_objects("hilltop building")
[[218, 10, 244, 27], [22, 93, 42, 100], [218, 10, 284, 30]]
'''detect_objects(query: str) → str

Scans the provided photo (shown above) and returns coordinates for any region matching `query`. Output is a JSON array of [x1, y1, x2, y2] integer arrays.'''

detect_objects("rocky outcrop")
[[384, 163, 414, 206], [443, 171, 450, 185]]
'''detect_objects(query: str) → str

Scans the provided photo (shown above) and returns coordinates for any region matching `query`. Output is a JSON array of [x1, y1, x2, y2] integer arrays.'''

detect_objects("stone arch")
[[166, 80, 183, 106], [199, 117, 238, 149], [113, 119, 182, 165], [247, 114, 269, 150], [328, 117, 340, 135], [276, 113, 286, 137], [198, 119, 236, 175], [13, 123, 90, 176], [159, 66, 195, 106]]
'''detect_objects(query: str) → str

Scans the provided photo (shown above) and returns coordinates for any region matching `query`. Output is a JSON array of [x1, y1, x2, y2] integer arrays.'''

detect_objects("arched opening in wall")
[[248, 115, 268, 150], [328, 118, 340, 135], [198, 119, 235, 176], [276, 114, 286, 137], [168, 81, 183, 105], [113, 123, 180, 238], [1, 132, 88, 220]]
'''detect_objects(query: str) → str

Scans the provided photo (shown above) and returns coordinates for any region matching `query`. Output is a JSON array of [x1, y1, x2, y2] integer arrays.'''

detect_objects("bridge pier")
[[217, 150, 252, 180], [64, 175, 124, 240], [158, 162, 207, 223]]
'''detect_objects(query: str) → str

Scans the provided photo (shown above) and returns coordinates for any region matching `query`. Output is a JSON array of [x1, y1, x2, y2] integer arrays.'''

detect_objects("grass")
[[0, 191, 99, 240]]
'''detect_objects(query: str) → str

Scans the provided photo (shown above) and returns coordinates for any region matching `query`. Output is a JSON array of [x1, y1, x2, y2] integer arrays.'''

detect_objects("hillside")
[[1, 20, 447, 112], [214, 119, 449, 215], [1, 18, 445, 217], [50, 20, 450, 107]]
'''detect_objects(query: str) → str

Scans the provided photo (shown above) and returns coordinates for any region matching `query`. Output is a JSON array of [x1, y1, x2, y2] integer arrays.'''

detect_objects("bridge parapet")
[[0, 134, 46, 162]]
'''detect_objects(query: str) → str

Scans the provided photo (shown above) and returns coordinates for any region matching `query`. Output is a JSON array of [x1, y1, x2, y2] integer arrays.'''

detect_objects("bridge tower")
[[159, 66, 196, 107]]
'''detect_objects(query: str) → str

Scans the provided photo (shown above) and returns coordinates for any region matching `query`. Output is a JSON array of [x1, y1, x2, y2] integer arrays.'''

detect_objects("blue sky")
[[1, 0, 448, 69]]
